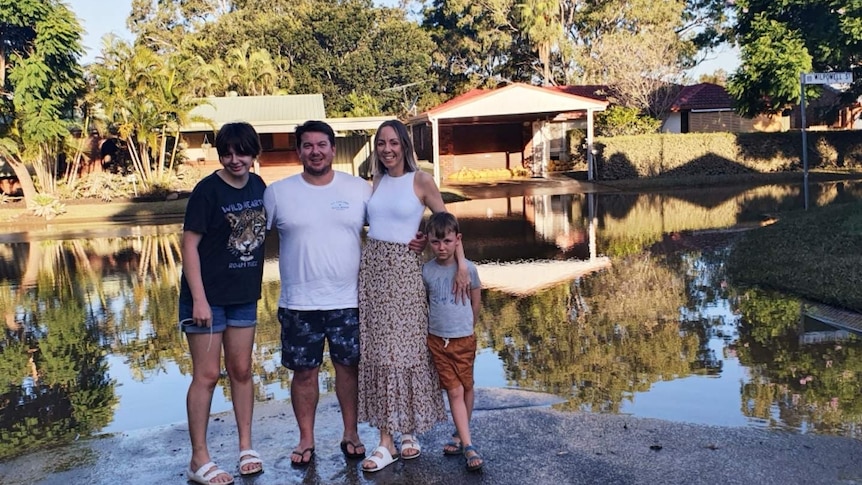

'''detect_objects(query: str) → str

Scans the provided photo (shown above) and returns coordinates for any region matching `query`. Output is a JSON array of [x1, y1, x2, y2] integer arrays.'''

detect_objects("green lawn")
[[727, 200, 862, 312]]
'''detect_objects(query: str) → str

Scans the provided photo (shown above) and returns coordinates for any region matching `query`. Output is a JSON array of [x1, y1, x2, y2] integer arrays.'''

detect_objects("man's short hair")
[[295, 120, 336, 147], [425, 211, 460, 239]]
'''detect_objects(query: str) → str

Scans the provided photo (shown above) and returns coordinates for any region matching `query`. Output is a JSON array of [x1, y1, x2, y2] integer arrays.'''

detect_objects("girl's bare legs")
[[223, 325, 257, 473], [186, 332, 234, 484]]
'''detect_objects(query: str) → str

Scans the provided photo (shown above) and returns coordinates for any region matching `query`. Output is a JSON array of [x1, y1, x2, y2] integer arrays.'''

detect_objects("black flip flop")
[[290, 447, 315, 467], [340, 440, 366, 459]]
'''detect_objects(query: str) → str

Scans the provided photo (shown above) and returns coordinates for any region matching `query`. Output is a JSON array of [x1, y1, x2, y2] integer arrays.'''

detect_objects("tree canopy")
[[0, 0, 84, 203], [728, 0, 860, 117]]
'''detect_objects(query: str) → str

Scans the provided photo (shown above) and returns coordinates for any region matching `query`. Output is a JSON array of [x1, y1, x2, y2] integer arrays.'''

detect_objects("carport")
[[407, 83, 608, 185]]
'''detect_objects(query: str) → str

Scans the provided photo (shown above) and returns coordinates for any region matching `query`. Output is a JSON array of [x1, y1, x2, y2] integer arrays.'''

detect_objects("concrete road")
[[2, 388, 861, 485]]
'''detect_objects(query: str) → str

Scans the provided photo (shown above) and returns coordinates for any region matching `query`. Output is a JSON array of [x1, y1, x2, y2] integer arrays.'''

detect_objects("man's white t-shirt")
[[263, 171, 371, 310]]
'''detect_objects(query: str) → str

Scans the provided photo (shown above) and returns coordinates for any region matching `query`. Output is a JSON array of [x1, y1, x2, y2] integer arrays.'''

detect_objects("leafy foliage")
[[729, 0, 860, 117], [596, 106, 662, 137], [183, 0, 435, 115], [422, 0, 523, 95], [0, 0, 84, 202], [88, 37, 208, 189]]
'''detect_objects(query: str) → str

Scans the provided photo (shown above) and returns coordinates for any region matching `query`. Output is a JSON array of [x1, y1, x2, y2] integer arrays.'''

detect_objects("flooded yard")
[[2, 179, 862, 460]]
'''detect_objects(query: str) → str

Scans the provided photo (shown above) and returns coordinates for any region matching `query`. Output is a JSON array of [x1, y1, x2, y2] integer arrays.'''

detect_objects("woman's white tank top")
[[367, 171, 426, 244]]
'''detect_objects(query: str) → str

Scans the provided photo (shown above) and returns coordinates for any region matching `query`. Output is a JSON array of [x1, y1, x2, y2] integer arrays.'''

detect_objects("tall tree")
[[89, 37, 206, 188], [515, 0, 564, 86], [728, 0, 860, 117], [422, 0, 524, 95], [0, 0, 83, 205], [200, 42, 281, 96], [572, 0, 689, 119], [128, 0, 231, 53], [727, 16, 812, 117], [190, 0, 435, 115]]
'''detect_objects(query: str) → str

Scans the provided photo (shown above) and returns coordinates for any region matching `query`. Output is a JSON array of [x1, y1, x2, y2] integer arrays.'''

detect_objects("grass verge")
[[727, 200, 862, 312], [0, 198, 188, 227], [593, 169, 862, 192]]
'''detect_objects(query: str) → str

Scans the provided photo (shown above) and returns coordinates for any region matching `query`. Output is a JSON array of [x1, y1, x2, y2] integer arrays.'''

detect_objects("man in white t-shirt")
[[263, 120, 371, 466]]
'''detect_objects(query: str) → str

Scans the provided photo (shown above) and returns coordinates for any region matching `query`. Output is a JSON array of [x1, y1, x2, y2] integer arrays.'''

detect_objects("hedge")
[[593, 131, 862, 180]]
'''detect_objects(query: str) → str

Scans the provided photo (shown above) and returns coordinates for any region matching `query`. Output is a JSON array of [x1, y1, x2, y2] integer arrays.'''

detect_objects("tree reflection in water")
[[3, 180, 862, 459]]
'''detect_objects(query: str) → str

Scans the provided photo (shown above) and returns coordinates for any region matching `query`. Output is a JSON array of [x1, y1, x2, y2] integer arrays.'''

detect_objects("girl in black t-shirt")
[[179, 122, 266, 485]]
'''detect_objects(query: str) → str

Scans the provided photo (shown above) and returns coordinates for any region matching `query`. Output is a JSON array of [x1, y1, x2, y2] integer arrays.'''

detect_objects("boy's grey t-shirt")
[[422, 259, 481, 338]]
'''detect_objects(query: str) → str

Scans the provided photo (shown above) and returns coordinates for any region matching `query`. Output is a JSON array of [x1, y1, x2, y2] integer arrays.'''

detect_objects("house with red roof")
[[662, 83, 787, 133]]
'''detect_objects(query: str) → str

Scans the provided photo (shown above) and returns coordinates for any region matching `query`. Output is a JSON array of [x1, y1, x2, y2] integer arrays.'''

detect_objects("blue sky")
[[68, 0, 738, 77], [70, 0, 134, 63]]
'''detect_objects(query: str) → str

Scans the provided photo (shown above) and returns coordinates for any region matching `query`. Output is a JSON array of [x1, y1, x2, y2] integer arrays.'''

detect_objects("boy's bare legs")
[[289, 366, 319, 464], [449, 385, 483, 468], [333, 362, 365, 455], [186, 332, 234, 484], [465, 385, 475, 423], [223, 325, 258, 473], [447, 385, 473, 447]]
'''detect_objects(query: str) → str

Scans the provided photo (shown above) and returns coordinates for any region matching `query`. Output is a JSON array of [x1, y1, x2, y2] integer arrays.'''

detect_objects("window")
[[259, 133, 274, 151]]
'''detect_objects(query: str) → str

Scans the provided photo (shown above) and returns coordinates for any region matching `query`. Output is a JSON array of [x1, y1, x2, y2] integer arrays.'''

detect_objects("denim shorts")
[[179, 300, 257, 334], [278, 308, 360, 370]]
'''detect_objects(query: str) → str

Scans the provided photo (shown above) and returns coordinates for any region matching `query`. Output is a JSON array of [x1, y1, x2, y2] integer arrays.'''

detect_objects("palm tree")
[[222, 42, 280, 96], [89, 36, 210, 189], [517, 0, 563, 86]]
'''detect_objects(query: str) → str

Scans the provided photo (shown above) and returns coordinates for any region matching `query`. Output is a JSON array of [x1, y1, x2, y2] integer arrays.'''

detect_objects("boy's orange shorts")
[[427, 334, 477, 391]]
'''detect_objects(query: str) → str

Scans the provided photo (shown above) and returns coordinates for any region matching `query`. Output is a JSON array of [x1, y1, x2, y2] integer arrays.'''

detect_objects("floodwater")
[[2, 179, 862, 461]]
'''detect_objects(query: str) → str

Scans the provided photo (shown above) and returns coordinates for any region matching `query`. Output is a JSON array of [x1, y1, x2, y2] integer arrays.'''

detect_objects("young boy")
[[422, 211, 484, 472]]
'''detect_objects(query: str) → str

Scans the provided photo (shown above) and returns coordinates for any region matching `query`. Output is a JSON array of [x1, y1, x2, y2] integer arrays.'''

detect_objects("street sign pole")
[[800, 73, 809, 209], [798, 72, 853, 210]]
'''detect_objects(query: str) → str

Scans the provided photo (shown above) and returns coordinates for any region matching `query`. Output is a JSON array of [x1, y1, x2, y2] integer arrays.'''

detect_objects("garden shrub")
[[594, 130, 862, 180]]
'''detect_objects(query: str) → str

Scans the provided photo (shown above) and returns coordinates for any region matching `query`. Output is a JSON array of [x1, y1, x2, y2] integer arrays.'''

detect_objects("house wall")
[[661, 113, 682, 133], [789, 88, 861, 130], [335, 135, 373, 177], [452, 123, 523, 173], [183, 131, 300, 166], [688, 111, 786, 133], [182, 131, 373, 183], [414, 122, 527, 180]]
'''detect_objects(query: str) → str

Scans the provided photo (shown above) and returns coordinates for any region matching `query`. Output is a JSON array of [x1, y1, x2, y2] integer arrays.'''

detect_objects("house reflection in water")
[[446, 192, 609, 296], [799, 303, 862, 345]]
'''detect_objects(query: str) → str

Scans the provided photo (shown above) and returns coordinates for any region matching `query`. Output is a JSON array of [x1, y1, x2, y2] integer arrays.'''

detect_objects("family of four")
[[178, 119, 484, 485]]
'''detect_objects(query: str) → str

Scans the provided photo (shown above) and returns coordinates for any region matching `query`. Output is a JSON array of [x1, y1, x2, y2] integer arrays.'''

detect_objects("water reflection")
[[1, 180, 862, 460]]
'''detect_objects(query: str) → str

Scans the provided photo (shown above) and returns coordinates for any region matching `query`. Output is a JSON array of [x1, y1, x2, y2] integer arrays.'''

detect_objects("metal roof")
[[182, 94, 326, 132]]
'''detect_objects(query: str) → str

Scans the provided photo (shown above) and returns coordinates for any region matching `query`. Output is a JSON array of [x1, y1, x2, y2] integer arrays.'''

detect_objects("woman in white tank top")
[[357, 120, 470, 472]]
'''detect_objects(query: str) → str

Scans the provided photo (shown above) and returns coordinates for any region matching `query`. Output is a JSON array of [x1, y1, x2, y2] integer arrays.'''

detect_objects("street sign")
[[802, 72, 854, 84]]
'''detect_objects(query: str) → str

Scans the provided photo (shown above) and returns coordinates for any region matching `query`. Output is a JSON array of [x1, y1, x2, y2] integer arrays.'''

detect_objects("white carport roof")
[[410, 82, 608, 123]]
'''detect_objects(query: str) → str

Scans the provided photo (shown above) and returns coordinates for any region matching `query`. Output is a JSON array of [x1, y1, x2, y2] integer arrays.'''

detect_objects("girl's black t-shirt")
[[179, 171, 267, 305]]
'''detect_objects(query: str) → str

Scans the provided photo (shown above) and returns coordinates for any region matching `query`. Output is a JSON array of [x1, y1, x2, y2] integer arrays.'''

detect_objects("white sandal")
[[187, 461, 234, 485], [362, 446, 400, 472], [400, 433, 421, 460], [238, 449, 263, 475]]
